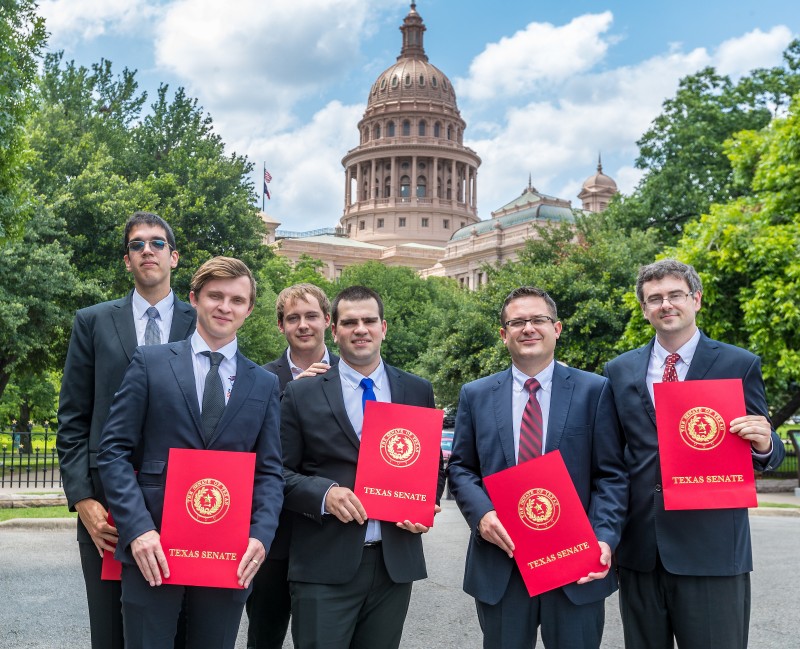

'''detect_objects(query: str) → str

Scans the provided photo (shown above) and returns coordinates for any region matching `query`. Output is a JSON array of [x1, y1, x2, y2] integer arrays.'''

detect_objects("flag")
[[263, 168, 272, 201]]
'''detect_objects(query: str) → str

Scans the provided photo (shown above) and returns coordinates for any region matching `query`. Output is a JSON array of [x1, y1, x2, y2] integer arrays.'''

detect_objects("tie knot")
[[202, 351, 224, 368], [146, 306, 160, 319], [360, 377, 374, 392], [665, 353, 681, 367], [524, 377, 541, 394]]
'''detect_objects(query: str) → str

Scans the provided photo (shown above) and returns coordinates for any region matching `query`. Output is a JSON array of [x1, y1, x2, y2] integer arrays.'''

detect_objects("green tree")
[[0, 0, 46, 238]]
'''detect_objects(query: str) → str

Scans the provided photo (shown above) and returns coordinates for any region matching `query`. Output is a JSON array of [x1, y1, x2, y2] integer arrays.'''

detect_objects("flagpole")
[[262, 161, 265, 212]]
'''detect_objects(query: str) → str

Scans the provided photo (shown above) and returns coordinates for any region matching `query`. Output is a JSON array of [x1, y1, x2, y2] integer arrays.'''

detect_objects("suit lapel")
[[169, 299, 196, 342], [686, 333, 718, 380], [546, 364, 574, 453], [209, 351, 255, 447], [492, 369, 517, 469], [321, 366, 361, 450], [111, 291, 138, 362], [637, 339, 657, 426], [385, 364, 406, 405], [275, 350, 293, 388], [169, 340, 204, 442]]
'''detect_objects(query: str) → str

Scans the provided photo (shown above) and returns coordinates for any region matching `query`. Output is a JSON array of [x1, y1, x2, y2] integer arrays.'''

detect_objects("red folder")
[[159, 448, 255, 588], [354, 401, 444, 527], [484, 451, 605, 597], [655, 379, 756, 510], [100, 511, 122, 581]]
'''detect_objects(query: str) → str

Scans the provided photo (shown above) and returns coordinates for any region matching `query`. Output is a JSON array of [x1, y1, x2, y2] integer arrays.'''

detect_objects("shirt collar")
[[287, 347, 331, 377], [511, 359, 555, 393], [338, 358, 387, 392], [190, 330, 238, 361], [653, 328, 701, 368], [132, 289, 174, 320]]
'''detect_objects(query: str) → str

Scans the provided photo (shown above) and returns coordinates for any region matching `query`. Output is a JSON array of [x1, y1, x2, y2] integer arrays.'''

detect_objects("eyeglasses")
[[503, 315, 555, 330], [127, 239, 169, 253], [643, 291, 694, 309]]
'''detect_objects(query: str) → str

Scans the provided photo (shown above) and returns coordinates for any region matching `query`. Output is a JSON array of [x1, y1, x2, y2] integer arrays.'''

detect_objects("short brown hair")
[[635, 259, 703, 303], [190, 257, 256, 306], [500, 286, 558, 325], [276, 284, 331, 324]]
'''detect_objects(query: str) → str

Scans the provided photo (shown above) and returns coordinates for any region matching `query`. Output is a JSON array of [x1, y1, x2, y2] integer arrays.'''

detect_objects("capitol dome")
[[578, 155, 618, 212]]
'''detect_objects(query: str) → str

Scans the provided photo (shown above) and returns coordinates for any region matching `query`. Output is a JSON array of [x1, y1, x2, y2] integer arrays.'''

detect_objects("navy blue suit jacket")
[[603, 333, 785, 576], [97, 339, 284, 563], [447, 363, 628, 606]]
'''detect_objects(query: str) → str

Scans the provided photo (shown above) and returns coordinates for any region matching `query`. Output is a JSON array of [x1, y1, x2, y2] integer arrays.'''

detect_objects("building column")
[[411, 155, 418, 201], [371, 159, 377, 199], [344, 166, 351, 209], [356, 162, 363, 203], [433, 156, 439, 200], [390, 156, 397, 202], [450, 159, 456, 200], [472, 167, 478, 211]]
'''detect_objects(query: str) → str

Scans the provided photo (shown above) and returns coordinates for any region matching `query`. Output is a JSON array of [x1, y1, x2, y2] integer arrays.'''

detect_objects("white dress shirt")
[[132, 289, 175, 346], [190, 331, 238, 409], [511, 360, 555, 462]]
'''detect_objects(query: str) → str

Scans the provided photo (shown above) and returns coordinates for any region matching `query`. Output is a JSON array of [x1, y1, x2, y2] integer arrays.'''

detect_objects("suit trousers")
[[289, 545, 412, 649], [475, 565, 604, 649], [121, 564, 248, 649], [618, 559, 751, 649], [79, 540, 125, 649], [246, 557, 291, 649]]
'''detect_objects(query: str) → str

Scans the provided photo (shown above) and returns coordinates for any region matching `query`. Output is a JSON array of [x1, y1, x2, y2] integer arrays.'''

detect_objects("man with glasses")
[[603, 259, 785, 649], [58, 211, 196, 648], [246, 283, 339, 649], [447, 286, 628, 649]]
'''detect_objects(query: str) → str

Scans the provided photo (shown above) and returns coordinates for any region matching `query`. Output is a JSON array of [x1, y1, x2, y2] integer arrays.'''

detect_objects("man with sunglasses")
[[58, 211, 196, 649], [603, 259, 785, 649], [447, 286, 628, 649]]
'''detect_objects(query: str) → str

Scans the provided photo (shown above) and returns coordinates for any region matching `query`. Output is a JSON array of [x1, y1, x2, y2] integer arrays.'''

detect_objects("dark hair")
[[635, 259, 703, 303], [500, 286, 558, 324], [332, 286, 384, 324], [123, 211, 177, 252], [190, 257, 257, 306]]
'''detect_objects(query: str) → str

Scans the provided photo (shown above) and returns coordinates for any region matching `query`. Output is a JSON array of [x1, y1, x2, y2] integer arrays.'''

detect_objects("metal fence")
[[0, 431, 62, 488]]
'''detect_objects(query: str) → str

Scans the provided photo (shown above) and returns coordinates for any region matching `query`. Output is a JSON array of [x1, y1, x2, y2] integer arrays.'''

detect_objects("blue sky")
[[38, 0, 800, 232]]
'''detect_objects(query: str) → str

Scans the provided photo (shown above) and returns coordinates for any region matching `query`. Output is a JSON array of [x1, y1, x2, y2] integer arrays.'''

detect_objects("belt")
[[363, 541, 382, 548]]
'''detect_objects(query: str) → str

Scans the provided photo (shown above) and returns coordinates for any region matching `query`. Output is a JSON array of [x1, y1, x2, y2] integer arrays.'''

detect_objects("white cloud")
[[39, 0, 160, 44], [456, 12, 614, 102], [713, 26, 793, 77]]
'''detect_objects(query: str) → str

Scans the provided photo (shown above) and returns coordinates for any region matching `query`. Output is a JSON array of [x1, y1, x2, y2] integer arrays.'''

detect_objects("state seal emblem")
[[379, 428, 421, 468], [518, 488, 560, 531], [185, 478, 231, 524], [679, 406, 726, 450]]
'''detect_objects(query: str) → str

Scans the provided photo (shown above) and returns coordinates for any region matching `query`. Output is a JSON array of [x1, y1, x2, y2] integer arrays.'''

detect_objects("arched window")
[[434, 122, 441, 138], [404, 74, 411, 87], [447, 125, 453, 140], [402, 120, 411, 136], [387, 121, 395, 137], [400, 175, 411, 198], [431, 76, 438, 88], [419, 74, 425, 87], [384, 176, 391, 198], [391, 75, 399, 88], [362, 128, 369, 143], [418, 120, 426, 136], [416, 175, 427, 198], [374, 124, 381, 139]]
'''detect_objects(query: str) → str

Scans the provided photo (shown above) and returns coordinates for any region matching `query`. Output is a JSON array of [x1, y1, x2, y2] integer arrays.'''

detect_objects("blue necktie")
[[360, 377, 376, 412], [144, 306, 161, 345]]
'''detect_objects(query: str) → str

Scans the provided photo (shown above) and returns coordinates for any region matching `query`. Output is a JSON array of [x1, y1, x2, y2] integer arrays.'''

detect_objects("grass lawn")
[[0, 505, 75, 522], [757, 501, 800, 509]]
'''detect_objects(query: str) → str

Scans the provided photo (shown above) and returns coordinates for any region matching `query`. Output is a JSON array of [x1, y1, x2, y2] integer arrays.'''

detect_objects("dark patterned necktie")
[[144, 306, 161, 345], [201, 351, 225, 443], [518, 378, 543, 464], [662, 353, 681, 383]]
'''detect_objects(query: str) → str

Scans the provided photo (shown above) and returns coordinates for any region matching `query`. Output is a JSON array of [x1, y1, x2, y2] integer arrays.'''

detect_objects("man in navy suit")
[[97, 257, 284, 649], [448, 286, 628, 649], [247, 283, 339, 649], [281, 285, 446, 649], [603, 259, 784, 649], [57, 211, 196, 648]]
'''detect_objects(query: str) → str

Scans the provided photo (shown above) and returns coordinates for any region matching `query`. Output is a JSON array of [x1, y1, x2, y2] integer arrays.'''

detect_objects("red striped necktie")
[[518, 378, 543, 464]]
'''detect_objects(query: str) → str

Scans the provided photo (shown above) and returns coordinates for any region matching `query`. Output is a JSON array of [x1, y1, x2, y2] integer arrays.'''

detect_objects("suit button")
[[655, 484, 662, 492]]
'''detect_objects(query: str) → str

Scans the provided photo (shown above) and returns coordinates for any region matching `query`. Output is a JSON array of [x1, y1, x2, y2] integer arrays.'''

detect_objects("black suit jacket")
[[97, 340, 284, 561], [262, 347, 339, 559], [603, 332, 785, 576], [280, 362, 445, 585], [57, 290, 196, 543]]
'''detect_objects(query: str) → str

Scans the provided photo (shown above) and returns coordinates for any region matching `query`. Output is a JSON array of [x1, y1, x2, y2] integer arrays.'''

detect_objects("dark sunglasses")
[[127, 239, 170, 253]]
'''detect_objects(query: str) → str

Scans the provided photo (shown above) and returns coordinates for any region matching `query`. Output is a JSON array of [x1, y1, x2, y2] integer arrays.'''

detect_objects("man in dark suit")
[[447, 286, 628, 649], [97, 256, 284, 649], [247, 283, 339, 649], [57, 211, 196, 648], [603, 259, 785, 649], [281, 285, 446, 649]]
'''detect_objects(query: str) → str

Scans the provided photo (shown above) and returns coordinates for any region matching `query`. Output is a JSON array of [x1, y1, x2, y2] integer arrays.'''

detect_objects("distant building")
[[270, 3, 617, 283]]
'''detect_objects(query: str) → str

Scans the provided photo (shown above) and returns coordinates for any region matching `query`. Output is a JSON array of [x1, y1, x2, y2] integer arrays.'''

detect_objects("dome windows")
[[391, 75, 399, 88], [419, 74, 425, 87], [402, 120, 411, 136], [379, 78, 386, 91], [387, 121, 396, 137], [418, 120, 426, 136], [404, 74, 411, 87], [431, 76, 438, 88]]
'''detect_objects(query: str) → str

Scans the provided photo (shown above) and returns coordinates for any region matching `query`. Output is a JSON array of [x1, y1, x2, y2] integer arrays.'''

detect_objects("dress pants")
[[121, 564, 248, 649], [618, 559, 751, 649], [79, 541, 125, 649], [475, 565, 604, 649], [246, 557, 291, 648], [289, 544, 412, 649]]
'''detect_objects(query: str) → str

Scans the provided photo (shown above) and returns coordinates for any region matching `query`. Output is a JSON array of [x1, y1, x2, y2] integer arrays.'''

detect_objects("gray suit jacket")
[[57, 290, 196, 543], [603, 332, 785, 575]]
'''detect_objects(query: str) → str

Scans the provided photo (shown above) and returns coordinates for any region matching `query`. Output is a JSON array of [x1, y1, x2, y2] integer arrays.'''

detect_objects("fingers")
[[325, 487, 367, 524], [434, 505, 442, 515], [395, 520, 430, 534], [237, 538, 266, 588], [478, 510, 515, 558], [296, 363, 331, 379], [577, 541, 612, 584], [729, 415, 772, 453], [131, 531, 169, 587]]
